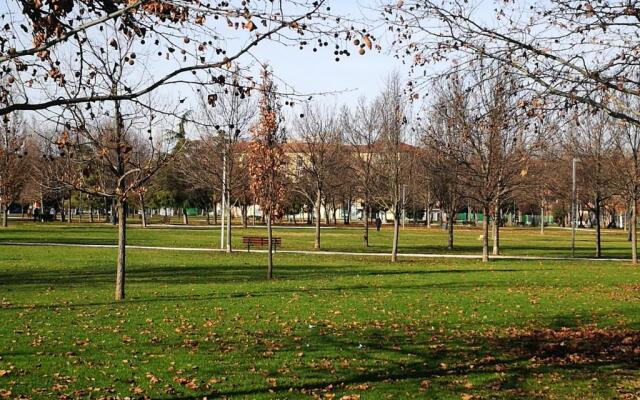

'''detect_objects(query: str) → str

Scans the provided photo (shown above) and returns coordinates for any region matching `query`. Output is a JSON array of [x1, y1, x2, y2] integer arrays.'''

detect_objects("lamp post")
[[402, 184, 407, 229], [220, 134, 227, 250], [571, 158, 580, 257]]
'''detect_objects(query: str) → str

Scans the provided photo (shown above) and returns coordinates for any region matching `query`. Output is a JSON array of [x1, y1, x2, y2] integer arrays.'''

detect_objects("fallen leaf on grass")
[[173, 377, 199, 390], [345, 384, 369, 391], [146, 372, 160, 384]]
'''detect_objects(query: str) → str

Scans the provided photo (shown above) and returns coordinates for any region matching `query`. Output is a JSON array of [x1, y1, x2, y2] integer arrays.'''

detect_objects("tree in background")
[[567, 113, 616, 258], [612, 109, 640, 264], [0, 109, 31, 227], [194, 70, 256, 252], [342, 98, 381, 247], [426, 66, 535, 261], [423, 83, 468, 249], [292, 104, 343, 250], [383, 1, 640, 131], [248, 68, 287, 280], [373, 74, 411, 262]]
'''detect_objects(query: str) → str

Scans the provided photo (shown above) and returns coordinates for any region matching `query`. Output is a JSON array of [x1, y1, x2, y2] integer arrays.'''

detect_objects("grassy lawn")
[[0, 220, 636, 259], [1, 226, 640, 399]]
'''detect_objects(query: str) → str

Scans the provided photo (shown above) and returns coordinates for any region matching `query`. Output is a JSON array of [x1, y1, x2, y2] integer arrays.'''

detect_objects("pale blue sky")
[[248, 1, 402, 107]]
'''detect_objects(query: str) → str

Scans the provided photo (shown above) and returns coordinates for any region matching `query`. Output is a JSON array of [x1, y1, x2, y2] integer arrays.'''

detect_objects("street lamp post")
[[402, 184, 407, 229], [220, 141, 227, 250], [571, 158, 579, 257]]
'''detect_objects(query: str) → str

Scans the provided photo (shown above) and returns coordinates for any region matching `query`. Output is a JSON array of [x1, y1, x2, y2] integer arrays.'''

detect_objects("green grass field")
[[1, 222, 640, 399], [0, 220, 636, 258]]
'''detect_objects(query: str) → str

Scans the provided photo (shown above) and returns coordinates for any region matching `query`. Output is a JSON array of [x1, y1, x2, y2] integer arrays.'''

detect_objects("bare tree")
[[423, 89, 468, 249], [0, 110, 30, 227], [373, 74, 411, 262], [566, 113, 616, 258], [427, 66, 534, 261], [37, 32, 176, 300], [190, 72, 255, 251], [612, 109, 640, 264], [342, 98, 381, 247], [2, 1, 370, 117], [382, 1, 640, 129], [292, 104, 342, 250]]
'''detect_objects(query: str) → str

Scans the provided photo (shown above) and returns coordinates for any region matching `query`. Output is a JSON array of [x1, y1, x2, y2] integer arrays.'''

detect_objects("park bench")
[[242, 236, 282, 252]]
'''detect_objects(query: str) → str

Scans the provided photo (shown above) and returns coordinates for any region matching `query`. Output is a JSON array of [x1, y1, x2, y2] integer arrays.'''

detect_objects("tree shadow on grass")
[[0, 258, 531, 288], [164, 324, 640, 399], [2, 278, 521, 312]]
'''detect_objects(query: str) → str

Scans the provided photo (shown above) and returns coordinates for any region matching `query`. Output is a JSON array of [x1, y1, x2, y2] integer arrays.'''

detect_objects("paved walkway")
[[0, 241, 629, 262]]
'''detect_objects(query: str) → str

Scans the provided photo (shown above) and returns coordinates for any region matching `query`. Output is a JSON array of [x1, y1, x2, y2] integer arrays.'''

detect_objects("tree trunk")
[[89, 198, 94, 223], [540, 200, 545, 235], [482, 205, 490, 262], [77, 194, 83, 223], [632, 198, 638, 265], [67, 196, 72, 224], [139, 193, 147, 228], [363, 202, 369, 247], [115, 199, 127, 301], [492, 202, 500, 256], [331, 197, 337, 225], [267, 214, 273, 280], [1, 202, 7, 228], [205, 205, 210, 225], [595, 196, 601, 258], [315, 189, 322, 250], [391, 204, 400, 262], [182, 208, 189, 225], [447, 207, 454, 250], [629, 207, 633, 242], [111, 197, 117, 225], [242, 205, 248, 228], [324, 205, 330, 229], [213, 200, 218, 225]]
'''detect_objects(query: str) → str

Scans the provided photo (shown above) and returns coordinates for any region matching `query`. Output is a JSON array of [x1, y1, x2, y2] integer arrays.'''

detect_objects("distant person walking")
[[49, 207, 56, 222], [375, 217, 382, 232]]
